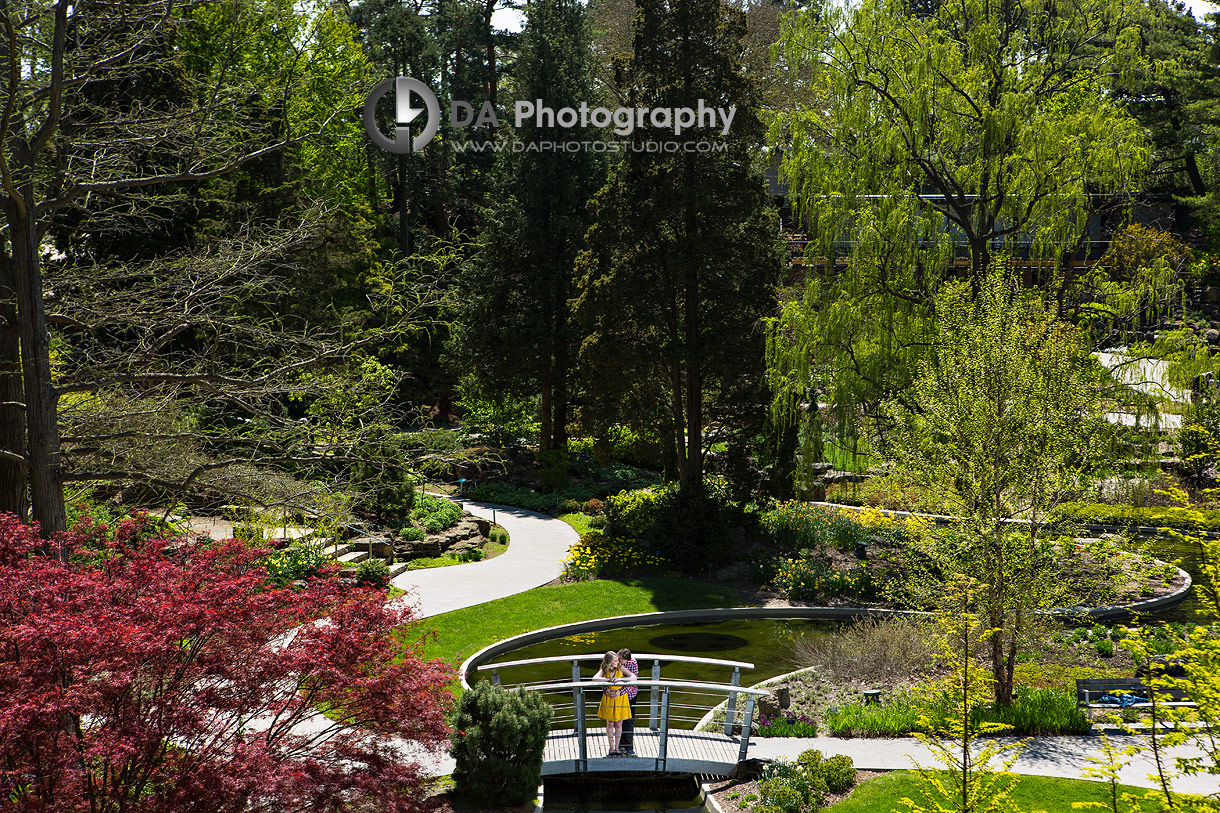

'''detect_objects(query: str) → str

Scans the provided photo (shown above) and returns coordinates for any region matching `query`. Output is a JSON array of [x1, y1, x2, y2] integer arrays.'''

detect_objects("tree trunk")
[[551, 358, 568, 454], [539, 368, 553, 454], [0, 253, 28, 520], [1185, 152, 1207, 197], [669, 364, 686, 483], [11, 188, 66, 535]]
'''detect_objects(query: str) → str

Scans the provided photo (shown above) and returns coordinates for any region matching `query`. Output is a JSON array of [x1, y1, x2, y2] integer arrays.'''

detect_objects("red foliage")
[[0, 513, 453, 812]]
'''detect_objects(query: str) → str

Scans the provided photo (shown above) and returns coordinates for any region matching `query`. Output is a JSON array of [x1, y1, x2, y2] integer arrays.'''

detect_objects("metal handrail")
[[477, 653, 754, 670], [521, 677, 764, 772], [517, 678, 770, 696]]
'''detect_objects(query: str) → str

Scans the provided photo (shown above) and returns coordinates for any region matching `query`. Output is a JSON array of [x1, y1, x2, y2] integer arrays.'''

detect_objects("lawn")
[[826, 770, 1175, 812], [556, 511, 596, 536], [406, 577, 749, 665]]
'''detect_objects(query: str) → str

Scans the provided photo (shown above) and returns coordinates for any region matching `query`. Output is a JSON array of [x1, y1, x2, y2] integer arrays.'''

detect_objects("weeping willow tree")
[[765, 0, 1152, 450]]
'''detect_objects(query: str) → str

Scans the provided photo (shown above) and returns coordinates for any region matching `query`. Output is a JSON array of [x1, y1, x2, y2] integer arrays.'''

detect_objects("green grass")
[[556, 511, 596, 536], [407, 577, 750, 665], [826, 770, 1175, 812]]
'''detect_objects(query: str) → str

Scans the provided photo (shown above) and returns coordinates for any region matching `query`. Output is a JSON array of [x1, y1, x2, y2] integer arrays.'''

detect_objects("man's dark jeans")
[[621, 697, 636, 753]]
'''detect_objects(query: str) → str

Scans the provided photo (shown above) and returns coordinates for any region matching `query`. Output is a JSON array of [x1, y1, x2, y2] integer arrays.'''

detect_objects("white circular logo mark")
[[363, 77, 440, 154]]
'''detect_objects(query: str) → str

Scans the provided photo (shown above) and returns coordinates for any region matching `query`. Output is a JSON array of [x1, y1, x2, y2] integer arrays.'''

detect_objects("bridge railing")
[[512, 678, 770, 772], [477, 652, 755, 737]]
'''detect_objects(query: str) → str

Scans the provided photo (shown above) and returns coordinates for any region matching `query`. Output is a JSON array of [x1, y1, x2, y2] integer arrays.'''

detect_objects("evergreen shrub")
[[452, 681, 553, 806], [355, 558, 389, 587]]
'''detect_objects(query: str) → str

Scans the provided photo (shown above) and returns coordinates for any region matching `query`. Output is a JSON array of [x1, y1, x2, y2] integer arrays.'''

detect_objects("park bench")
[[1075, 678, 1197, 722]]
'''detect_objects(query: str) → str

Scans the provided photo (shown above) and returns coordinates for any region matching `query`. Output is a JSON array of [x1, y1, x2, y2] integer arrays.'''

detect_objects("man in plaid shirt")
[[617, 648, 639, 756]]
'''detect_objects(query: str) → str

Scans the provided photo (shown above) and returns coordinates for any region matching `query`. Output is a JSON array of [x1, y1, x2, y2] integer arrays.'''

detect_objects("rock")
[[1204, 286, 1220, 304], [775, 686, 791, 709], [1207, 329, 1219, 346], [824, 469, 866, 483], [757, 696, 780, 719], [394, 514, 488, 561], [734, 758, 767, 780]]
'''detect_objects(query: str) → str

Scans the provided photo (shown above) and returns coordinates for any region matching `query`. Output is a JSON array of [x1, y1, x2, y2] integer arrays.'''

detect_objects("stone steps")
[[335, 549, 369, 565]]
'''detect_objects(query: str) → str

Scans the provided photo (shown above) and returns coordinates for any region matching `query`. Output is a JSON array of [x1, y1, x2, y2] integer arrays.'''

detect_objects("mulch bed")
[[706, 771, 885, 812]]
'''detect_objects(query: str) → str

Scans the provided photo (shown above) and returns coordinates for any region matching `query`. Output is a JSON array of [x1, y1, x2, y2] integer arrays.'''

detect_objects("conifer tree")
[[572, 0, 784, 492], [454, 0, 603, 454]]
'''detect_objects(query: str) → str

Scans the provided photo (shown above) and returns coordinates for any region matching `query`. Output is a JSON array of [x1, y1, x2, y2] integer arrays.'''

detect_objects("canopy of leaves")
[[767, 0, 1150, 430], [0, 514, 452, 812]]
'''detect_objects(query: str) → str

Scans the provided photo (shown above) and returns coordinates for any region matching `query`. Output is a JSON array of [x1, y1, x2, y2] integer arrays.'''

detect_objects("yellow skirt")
[[598, 686, 631, 721]]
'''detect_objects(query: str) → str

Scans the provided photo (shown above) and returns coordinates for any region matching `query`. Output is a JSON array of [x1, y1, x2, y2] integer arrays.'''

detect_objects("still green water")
[[476, 618, 835, 729], [1144, 533, 1215, 623]]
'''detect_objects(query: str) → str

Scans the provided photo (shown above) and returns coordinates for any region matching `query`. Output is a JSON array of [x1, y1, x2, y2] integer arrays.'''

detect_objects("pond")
[[1145, 532, 1216, 623], [474, 618, 836, 729]]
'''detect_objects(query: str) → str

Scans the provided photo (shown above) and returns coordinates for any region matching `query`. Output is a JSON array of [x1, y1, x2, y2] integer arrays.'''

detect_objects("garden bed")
[[699, 616, 1192, 739]]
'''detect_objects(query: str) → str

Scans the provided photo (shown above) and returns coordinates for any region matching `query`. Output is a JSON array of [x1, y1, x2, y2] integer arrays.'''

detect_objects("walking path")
[[387, 497, 578, 619], [388, 497, 1216, 794], [749, 735, 1217, 795]]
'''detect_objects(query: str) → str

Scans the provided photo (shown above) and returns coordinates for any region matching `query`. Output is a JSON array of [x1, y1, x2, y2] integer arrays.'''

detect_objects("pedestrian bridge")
[[476, 653, 769, 777]]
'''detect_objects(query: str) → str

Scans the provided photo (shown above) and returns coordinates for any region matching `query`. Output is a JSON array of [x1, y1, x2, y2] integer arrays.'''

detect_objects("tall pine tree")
[[572, 0, 783, 492], [453, 0, 603, 454]]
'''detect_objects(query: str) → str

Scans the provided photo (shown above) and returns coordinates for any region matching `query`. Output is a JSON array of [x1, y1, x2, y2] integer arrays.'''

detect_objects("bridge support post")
[[737, 693, 756, 762], [656, 687, 670, 772], [491, 669, 500, 686], [575, 679, 588, 773], [649, 660, 661, 730], [723, 666, 741, 736]]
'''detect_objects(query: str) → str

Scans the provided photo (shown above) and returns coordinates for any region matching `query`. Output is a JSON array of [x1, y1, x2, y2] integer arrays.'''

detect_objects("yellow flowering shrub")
[[560, 532, 665, 581]]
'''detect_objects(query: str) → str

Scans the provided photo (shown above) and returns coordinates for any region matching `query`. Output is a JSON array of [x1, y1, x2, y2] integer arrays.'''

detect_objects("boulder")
[[394, 515, 488, 561], [756, 696, 781, 720], [1207, 328, 1219, 346], [734, 759, 767, 780]]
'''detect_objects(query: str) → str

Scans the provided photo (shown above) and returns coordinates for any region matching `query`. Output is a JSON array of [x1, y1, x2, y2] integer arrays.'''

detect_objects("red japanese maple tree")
[[0, 513, 452, 812]]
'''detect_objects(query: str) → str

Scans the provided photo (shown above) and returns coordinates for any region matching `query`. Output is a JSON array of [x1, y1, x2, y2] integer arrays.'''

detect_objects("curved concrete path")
[[749, 734, 1218, 795], [387, 498, 578, 619]]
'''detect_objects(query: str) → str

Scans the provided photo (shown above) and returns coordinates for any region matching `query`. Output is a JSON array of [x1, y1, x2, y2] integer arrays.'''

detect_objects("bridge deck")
[[542, 727, 745, 776]]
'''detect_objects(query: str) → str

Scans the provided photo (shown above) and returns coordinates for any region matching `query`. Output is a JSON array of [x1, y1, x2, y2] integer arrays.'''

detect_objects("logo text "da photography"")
[[363, 76, 736, 154]]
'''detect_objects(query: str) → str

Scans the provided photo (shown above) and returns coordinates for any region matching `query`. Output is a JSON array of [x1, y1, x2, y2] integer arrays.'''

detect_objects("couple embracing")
[[592, 648, 638, 757]]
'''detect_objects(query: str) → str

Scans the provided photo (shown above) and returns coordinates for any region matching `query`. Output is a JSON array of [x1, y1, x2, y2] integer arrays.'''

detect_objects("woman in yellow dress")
[[593, 650, 633, 756]]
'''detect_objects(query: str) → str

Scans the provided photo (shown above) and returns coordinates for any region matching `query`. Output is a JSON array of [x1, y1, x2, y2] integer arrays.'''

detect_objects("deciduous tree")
[[886, 271, 1112, 704], [0, 512, 452, 812], [0, 0, 405, 533], [766, 0, 1150, 433]]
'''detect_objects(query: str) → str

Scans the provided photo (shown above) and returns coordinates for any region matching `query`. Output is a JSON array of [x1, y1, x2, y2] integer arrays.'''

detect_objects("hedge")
[[1052, 502, 1220, 533]]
